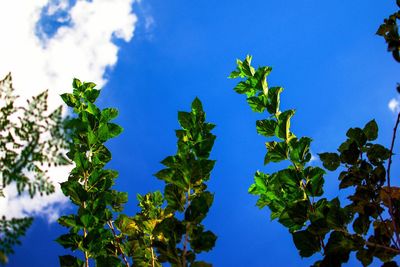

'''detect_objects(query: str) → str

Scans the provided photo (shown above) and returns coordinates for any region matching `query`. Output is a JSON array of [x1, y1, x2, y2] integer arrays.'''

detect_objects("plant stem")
[[335, 228, 400, 254], [107, 221, 130, 267], [365, 241, 400, 254], [293, 160, 326, 254], [151, 245, 155, 267], [83, 171, 89, 267], [386, 111, 400, 247], [182, 187, 191, 267], [84, 227, 89, 267], [378, 211, 399, 249]]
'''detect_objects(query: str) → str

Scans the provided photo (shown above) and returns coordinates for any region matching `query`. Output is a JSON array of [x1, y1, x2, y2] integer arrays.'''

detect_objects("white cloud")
[[0, 0, 139, 222], [389, 98, 400, 113], [310, 153, 318, 163]]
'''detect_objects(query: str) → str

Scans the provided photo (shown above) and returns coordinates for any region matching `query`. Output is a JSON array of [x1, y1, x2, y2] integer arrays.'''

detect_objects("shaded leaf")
[[363, 120, 378, 141], [318, 153, 340, 171]]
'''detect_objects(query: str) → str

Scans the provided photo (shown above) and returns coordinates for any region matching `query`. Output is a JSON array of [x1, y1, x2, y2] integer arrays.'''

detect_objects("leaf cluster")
[[115, 98, 217, 267], [230, 56, 400, 266], [57, 79, 128, 267], [0, 73, 69, 264], [377, 2, 400, 63], [0, 216, 33, 265]]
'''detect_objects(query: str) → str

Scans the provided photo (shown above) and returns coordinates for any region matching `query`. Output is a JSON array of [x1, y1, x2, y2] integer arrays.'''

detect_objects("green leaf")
[[276, 109, 295, 140], [101, 108, 118, 122], [247, 95, 268, 113], [363, 119, 378, 141], [80, 214, 96, 228], [87, 130, 97, 145], [356, 248, 373, 266], [255, 66, 272, 94], [256, 119, 277, 137], [322, 231, 356, 265], [248, 171, 268, 195], [274, 168, 300, 187], [233, 81, 250, 95], [346, 127, 367, 146], [56, 233, 83, 250], [318, 152, 340, 171], [97, 123, 123, 141], [240, 55, 255, 77], [190, 230, 217, 253], [228, 69, 241, 79], [184, 191, 214, 223], [192, 261, 212, 267], [58, 215, 79, 228], [352, 215, 371, 235], [292, 230, 321, 257], [340, 141, 360, 165], [191, 97, 203, 114], [290, 137, 312, 164], [84, 89, 100, 103], [60, 181, 88, 205], [92, 144, 112, 165], [96, 256, 124, 267], [86, 102, 100, 116], [72, 78, 82, 90], [111, 191, 129, 212], [61, 93, 77, 107], [267, 87, 284, 115], [325, 198, 352, 229], [178, 111, 192, 129], [154, 168, 187, 189], [107, 123, 123, 138], [304, 166, 325, 197], [164, 184, 185, 212], [366, 144, 390, 165], [59, 255, 84, 267], [265, 141, 289, 164], [278, 200, 309, 232]]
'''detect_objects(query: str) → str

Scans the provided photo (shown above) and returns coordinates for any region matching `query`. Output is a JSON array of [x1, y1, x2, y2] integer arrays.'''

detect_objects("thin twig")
[[334, 228, 400, 254], [386, 111, 400, 247], [387, 111, 400, 188], [378, 212, 399, 250], [365, 241, 400, 254], [83, 171, 89, 267], [107, 220, 130, 267]]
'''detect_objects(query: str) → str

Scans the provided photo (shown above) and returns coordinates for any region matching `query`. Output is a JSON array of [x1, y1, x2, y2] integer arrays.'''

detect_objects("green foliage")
[[116, 98, 217, 267], [154, 98, 217, 266], [231, 55, 400, 266], [58, 79, 127, 267], [377, 3, 400, 63], [0, 216, 33, 264], [0, 73, 69, 264], [59, 81, 217, 267], [0, 74, 69, 197], [116, 192, 167, 267]]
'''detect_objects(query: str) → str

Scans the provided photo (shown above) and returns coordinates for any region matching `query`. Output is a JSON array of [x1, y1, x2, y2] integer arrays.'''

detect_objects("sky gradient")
[[3, 1, 400, 266]]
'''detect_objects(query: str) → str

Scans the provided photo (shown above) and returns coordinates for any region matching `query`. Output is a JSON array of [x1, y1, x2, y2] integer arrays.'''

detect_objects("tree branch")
[[386, 111, 400, 247], [107, 220, 130, 267]]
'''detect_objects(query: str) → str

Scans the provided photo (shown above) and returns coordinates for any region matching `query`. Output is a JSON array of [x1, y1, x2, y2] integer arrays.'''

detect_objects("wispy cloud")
[[389, 98, 400, 113], [0, 0, 139, 222], [310, 153, 318, 163]]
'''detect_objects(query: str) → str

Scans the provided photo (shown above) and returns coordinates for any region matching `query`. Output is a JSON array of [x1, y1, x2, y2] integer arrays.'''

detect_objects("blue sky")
[[4, 0, 400, 266]]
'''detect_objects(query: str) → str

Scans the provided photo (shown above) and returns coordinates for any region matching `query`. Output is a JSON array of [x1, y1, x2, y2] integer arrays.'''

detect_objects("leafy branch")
[[0, 73, 69, 265], [116, 98, 217, 267], [57, 79, 128, 267], [230, 55, 400, 266]]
